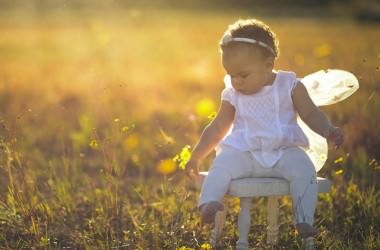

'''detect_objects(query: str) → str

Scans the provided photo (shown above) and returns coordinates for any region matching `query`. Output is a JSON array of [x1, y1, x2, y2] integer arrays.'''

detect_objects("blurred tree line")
[[1, 0, 379, 21], [0, 0, 373, 10]]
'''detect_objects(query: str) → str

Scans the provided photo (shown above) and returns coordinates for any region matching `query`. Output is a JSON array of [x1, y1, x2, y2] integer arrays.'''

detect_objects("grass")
[[0, 6, 379, 249]]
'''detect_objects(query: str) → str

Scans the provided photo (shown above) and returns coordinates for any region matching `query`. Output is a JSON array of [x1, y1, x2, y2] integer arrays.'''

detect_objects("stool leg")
[[236, 197, 252, 250], [301, 237, 315, 250], [267, 196, 280, 245], [210, 207, 226, 248]]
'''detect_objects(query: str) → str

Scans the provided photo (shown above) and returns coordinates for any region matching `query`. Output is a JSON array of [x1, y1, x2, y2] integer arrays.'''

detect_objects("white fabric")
[[220, 70, 309, 168], [200, 145, 317, 225], [299, 69, 359, 171], [301, 69, 359, 106], [222, 69, 359, 172]]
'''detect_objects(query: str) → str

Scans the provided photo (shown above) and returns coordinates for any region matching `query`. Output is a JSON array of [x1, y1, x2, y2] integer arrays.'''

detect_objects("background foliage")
[[0, 1, 379, 249]]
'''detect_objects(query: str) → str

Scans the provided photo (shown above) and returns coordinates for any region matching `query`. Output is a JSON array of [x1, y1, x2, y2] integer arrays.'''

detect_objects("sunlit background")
[[0, 0, 379, 248]]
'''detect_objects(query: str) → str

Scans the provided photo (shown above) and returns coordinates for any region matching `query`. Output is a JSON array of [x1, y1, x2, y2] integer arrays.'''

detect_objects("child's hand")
[[327, 127, 344, 149], [185, 158, 200, 179]]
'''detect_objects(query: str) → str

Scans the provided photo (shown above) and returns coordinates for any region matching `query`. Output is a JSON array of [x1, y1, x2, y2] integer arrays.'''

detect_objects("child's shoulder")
[[275, 70, 299, 89], [274, 70, 302, 97], [276, 70, 297, 79]]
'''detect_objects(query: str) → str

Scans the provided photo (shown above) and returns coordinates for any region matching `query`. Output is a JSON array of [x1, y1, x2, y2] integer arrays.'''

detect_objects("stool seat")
[[198, 172, 331, 197], [229, 177, 331, 197]]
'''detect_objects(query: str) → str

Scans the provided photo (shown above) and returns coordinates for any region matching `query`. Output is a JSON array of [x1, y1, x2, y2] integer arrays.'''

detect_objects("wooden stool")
[[196, 172, 331, 250]]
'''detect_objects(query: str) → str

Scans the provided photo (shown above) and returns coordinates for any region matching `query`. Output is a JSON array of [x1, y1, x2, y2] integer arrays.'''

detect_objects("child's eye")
[[240, 73, 249, 78]]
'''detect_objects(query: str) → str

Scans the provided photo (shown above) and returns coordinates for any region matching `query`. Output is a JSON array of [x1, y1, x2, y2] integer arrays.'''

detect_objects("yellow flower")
[[208, 111, 217, 120], [177, 247, 194, 250], [334, 169, 344, 175], [173, 145, 192, 170], [334, 157, 344, 164], [157, 159, 176, 174], [313, 43, 331, 58], [123, 134, 139, 151], [200, 243, 212, 249], [196, 98, 216, 118], [89, 139, 99, 149]]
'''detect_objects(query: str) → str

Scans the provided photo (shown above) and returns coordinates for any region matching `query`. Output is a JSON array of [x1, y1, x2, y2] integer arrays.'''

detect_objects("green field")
[[0, 6, 379, 249]]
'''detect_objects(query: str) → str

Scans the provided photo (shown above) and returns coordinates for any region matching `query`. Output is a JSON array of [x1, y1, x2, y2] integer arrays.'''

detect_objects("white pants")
[[199, 146, 318, 225]]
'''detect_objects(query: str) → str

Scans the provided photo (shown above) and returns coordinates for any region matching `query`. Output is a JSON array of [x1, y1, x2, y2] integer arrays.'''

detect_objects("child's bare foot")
[[295, 223, 317, 238], [199, 201, 224, 225]]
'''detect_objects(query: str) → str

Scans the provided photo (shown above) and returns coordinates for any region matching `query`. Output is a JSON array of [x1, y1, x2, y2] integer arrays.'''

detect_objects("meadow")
[[0, 6, 379, 249]]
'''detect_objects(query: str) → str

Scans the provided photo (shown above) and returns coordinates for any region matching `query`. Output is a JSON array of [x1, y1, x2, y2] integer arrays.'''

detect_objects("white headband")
[[220, 33, 276, 56]]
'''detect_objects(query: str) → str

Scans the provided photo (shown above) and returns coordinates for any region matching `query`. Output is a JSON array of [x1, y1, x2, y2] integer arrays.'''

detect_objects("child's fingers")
[[185, 167, 193, 179], [186, 171, 198, 180], [328, 127, 344, 150], [334, 134, 344, 150], [185, 165, 199, 180]]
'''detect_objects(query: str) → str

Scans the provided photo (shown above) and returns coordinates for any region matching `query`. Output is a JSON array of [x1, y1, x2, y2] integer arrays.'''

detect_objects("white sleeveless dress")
[[220, 69, 359, 171]]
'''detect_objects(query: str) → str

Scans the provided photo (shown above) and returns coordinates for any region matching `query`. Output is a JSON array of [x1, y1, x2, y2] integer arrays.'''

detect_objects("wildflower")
[[173, 145, 192, 170], [123, 134, 139, 151], [334, 169, 344, 175], [122, 124, 135, 133], [200, 243, 212, 249], [208, 111, 217, 120], [313, 43, 331, 58], [196, 98, 216, 118], [334, 157, 344, 164], [89, 139, 99, 149], [157, 159, 176, 174], [177, 247, 194, 250]]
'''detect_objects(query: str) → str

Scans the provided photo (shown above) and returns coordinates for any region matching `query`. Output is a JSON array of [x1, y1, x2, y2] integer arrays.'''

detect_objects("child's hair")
[[220, 19, 280, 59]]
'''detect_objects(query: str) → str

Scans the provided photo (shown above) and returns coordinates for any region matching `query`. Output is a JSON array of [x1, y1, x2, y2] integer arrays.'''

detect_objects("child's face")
[[222, 45, 274, 95]]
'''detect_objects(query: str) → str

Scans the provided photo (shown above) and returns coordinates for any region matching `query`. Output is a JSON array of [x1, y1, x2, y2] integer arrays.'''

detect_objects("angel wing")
[[300, 69, 359, 171], [301, 69, 359, 106]]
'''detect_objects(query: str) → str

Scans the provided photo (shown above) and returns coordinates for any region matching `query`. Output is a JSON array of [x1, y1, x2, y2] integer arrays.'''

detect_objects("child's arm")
[[292, 81, 344, 148], [185, 100, 235, 178]]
